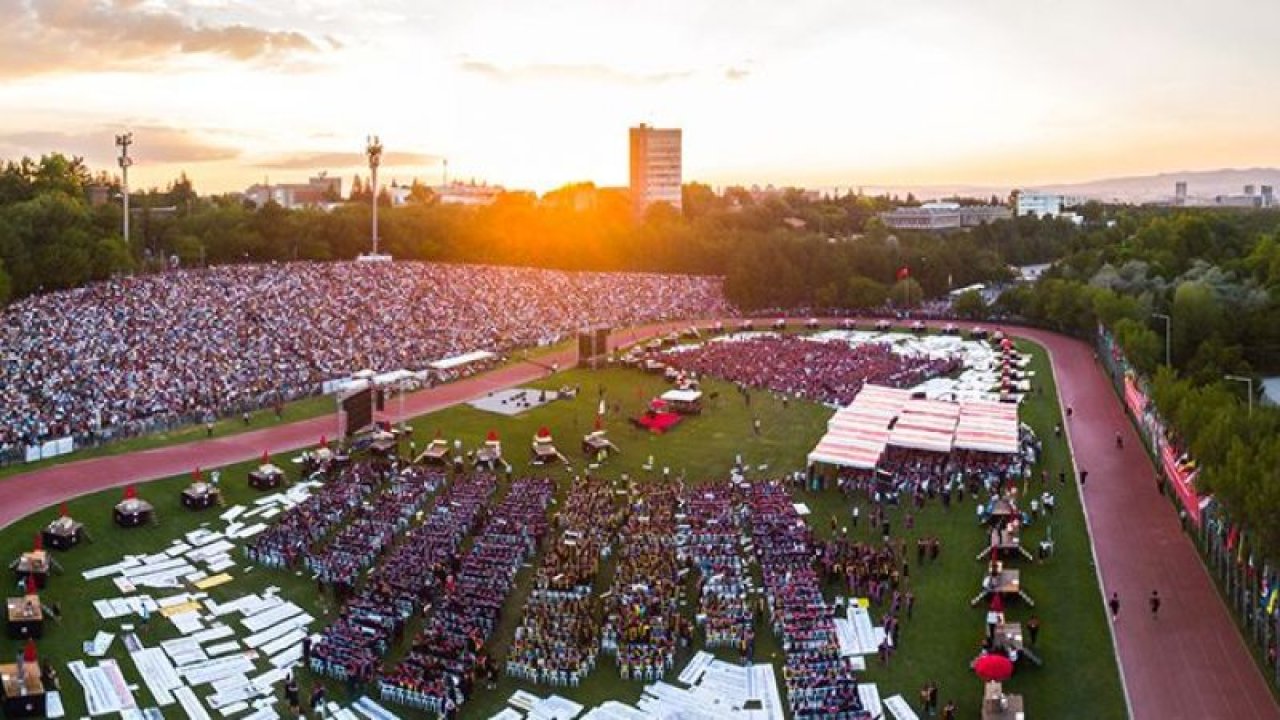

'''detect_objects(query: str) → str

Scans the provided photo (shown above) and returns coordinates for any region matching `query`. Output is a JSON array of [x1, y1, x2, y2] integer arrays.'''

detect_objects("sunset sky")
[[2, 0, 1278, 194]]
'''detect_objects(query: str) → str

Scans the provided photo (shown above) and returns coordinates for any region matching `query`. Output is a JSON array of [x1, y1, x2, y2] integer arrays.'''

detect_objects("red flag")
[[486, 430, 499, 442], [896, 266, 911, 281], [32, 533, 41, 552], [193, 467, 202, 482], [537, 426, 551, 439], [59, 502, 68, 518], [261, 450, 269, 465], [24, 574, 36, 595], [124, 485, 137, 500], [319, 435, 327, 447], [23, 638, 37, 663]]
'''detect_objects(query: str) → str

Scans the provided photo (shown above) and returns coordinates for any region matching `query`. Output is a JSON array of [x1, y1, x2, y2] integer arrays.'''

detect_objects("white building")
[[879, 202, 1011, 230], [434, 181, 505, 206], [1015, 191, 1084, 224], [243, 173, 342, 209], [629, 124, 682, 216]]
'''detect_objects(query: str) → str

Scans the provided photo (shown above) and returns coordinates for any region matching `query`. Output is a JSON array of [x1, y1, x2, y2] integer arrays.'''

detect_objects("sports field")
[[0, 338, 1124, 719]]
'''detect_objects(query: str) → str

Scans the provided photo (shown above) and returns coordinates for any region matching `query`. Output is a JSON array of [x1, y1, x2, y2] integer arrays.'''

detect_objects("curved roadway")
[[1, 318, 1274, 719]]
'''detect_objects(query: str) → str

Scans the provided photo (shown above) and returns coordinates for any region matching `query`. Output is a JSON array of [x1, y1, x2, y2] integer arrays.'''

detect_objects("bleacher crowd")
[[0, 261, 731, 459]]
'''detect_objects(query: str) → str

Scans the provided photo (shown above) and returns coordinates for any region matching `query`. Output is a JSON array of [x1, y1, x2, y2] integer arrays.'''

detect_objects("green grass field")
[[0, 339, 1124, 719]]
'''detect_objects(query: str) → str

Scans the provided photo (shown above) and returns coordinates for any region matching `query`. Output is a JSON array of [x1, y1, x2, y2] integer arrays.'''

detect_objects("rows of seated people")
[[507, 475, 622, 687], [602, 484, 685, 682], [309, 473, 497, 684], [381, 476, 554, 713], [305, 465, 445, 583], [678, 481, 754, 651], [246, 462, 379, 569], [659, 336, 958, 406], [750, 481, 867, 720]]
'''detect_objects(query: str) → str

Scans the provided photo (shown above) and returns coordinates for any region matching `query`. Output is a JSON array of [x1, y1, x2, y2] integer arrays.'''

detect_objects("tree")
[[0, 257, 10, 305], [1170, 281, 1222, 366], [952, 289, 987, 318], [890, 278, 923, 307]]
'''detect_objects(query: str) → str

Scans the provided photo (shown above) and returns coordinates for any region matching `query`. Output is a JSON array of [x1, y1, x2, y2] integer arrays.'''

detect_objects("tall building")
[[1175, 181, 1188, 205], [629, 124, 682, 217]]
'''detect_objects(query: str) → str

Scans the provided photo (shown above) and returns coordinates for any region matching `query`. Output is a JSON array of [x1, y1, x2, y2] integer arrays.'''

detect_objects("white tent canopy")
[[810, 384, 1020, 469], [430, 350, 497, 371]]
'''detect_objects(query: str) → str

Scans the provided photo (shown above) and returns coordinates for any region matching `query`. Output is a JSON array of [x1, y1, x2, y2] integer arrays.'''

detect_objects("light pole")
[[1224, 374, 1253, 417], [115, 132, 133, 248], [1153, 313, 1171, 367], [366, 135, 383, 256]]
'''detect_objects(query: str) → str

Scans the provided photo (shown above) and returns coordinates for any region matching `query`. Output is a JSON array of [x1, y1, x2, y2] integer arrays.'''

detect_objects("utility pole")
[[366, 135, 383, 256], [115, 132, 133, 248], [1153, 313, 1172, 367]]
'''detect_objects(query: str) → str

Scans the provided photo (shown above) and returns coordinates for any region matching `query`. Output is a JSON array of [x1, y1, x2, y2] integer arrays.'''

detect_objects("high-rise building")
[[1175, 181, 1188, 205], [629, 124, 682, 217]]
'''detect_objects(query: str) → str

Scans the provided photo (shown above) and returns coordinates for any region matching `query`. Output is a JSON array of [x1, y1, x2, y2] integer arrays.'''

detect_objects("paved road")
[[1, 317, 1274, 718]]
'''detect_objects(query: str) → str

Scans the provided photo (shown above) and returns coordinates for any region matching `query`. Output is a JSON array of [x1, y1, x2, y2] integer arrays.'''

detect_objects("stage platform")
[[469, 388, 562, 416], [635, 412, 682, 434]]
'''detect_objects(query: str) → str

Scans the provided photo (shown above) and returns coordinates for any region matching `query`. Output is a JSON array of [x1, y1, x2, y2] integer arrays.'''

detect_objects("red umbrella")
[[973, 653, 1014, 681], [989, 593, 1005, 612], [23, 639, 37, 663]]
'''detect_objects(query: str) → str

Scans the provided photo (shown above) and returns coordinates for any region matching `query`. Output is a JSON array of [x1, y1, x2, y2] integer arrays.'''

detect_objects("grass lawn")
[[0, 339, 1124, 719]]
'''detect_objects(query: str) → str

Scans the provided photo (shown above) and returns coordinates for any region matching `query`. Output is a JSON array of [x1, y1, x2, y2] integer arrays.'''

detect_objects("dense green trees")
[[0, 153, 1075, 313]]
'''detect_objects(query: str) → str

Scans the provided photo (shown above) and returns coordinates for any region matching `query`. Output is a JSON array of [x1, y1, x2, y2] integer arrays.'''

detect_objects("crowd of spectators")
[[309, 472, 497, 687], [749, 480, 865, 719], [0, 261, 732, 458], [382, 476, 554, 714], [661, 336, 958, 406], [601, 485, 687, 682], [679, 481, 754, 652], [507, 475, 622, 687]]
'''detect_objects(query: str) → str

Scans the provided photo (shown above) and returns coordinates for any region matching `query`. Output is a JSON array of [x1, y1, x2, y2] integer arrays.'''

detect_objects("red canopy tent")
[[973, 653, 1014, 682]]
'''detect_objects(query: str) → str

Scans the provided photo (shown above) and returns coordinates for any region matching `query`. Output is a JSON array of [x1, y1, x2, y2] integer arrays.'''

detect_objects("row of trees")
[[0, 153, 1079, 308], [1007, 208, 1280, 566]]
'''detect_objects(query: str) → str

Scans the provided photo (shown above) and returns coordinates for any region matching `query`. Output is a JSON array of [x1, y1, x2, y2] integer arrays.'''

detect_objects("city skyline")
[[2, 0, 1279, 194]]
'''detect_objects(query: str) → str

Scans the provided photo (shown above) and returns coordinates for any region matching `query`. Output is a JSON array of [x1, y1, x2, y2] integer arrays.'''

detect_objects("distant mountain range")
[[849, 168, 1280, 204]]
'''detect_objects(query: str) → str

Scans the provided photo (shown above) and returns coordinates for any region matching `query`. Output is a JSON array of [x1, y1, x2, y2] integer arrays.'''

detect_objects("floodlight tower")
[[116, 132, 133, 248], [366, 135, 383, 256]]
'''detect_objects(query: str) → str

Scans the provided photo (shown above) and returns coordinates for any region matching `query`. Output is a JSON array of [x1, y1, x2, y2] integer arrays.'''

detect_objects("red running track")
[[0, 318, 1274, 718]]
